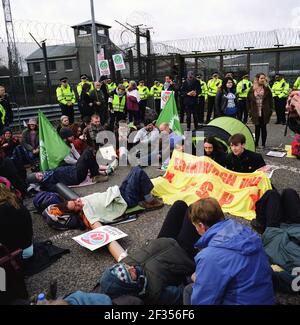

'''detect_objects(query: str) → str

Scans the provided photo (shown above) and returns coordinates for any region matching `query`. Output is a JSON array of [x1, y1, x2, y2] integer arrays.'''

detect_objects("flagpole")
[[90, 0, 100, 81]]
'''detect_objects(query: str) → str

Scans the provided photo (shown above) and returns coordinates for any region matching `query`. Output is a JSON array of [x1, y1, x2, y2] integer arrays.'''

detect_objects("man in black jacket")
[[226, 133, 266, 173], [181, 72, 201, 131]]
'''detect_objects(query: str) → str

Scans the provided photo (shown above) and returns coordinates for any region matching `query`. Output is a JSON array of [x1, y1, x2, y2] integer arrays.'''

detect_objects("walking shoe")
[[140, 198, 164, 211], [92, 175, 109, 183]]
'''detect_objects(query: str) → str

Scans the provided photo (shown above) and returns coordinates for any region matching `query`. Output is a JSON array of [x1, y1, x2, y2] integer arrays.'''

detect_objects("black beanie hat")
[[59, 127, 73, 139]]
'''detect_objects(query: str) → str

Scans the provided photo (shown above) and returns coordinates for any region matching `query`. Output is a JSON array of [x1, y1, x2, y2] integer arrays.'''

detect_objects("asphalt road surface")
[[24, 118, 300, 304]]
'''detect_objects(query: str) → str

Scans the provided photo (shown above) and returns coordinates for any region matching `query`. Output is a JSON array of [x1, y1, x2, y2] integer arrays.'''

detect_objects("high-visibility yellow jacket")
[[207, 78, 222, 97], [198, 80, 208, 100], [112, 94, 126, 112], [293, 76, 300, 90], [77, 81, 94, 97], [137, 85, 150, 100], [123, 81, 129, 90], [236, 79, 253, 99], [272, 79, 289, 98], [150, 84, 163, 99], [107, 82, 117, 93], [56, 84, 76, 105], [0, 103, 6, 125]]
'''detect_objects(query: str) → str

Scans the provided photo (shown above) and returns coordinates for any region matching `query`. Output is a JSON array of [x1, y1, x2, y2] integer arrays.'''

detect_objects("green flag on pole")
[[38, 111, 70, 171], [155, 93, 183, 135]]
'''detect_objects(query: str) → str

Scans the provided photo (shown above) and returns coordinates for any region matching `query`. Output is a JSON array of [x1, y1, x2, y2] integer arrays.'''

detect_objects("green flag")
[[155, 93, 183, 135], [38, 111, 70, 171]]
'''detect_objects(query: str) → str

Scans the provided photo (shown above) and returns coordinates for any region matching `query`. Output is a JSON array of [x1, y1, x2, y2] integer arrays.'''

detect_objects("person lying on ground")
[[26, 147, 115, 192], [251, 188, 300, 294], [225, 133, 266, 173], [99, 237, 195, 305], [183, 197, 275, 305], [43, 166, 164, 229]]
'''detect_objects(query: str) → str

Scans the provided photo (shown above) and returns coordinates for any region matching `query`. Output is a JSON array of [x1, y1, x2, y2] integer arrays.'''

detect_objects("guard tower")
[[71, 20, 112, 78]]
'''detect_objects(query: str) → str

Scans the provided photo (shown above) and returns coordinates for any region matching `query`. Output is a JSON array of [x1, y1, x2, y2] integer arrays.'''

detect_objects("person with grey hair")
[[108, 84, 127, 130], [180, 71, 201, 131]]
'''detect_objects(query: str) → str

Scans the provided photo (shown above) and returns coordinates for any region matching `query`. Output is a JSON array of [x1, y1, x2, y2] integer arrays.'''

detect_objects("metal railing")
[[10, 103, 80, 130]]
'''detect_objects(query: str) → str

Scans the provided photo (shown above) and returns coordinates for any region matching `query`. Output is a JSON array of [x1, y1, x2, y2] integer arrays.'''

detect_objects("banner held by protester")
[[152, 150, 272, 219], [38, 111, 70, 171], [156, 92, 183, 135]]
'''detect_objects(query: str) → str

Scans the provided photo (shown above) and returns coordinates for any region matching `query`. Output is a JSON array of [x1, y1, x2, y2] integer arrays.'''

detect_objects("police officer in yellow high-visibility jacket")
[[76, 74, 94, 97], [108, 84, 127, 129], [137, 80, 150, 123], [206, 72, 222, 123], [150, 80, 163, 115], [107, 79, 117, 94], [196, 75, 208, 124], [0, 103, 6, 133], [236, 74, 252, 124], [272, 73, 290, 124], [56, 77, 76, 124], [293, 75, 300, 91]]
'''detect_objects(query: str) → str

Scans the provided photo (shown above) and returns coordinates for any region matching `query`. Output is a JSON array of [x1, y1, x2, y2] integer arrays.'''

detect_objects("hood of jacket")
[[195, 218, 262, 256]]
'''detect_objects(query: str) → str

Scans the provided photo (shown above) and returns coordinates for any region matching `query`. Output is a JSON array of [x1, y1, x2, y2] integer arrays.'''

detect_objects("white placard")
[[98, 60, 110, 76], [112, 54, 126, 71], [73, 226, 127, 251]]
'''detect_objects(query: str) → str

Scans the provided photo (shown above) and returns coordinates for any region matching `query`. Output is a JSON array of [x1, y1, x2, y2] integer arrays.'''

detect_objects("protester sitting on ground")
[[59, 127, 80, 166], [80, 115, 91, 132], [21, 118, 40, 165], [133, 119, 159, 145], [46, 291, 113, 305], [70, 123, 86, 155], [0, 184, 33, 260], [43, 166, 164, 229], [203, 136, 227, 167], [56, 115, 70, 135], [83, 114, 105, 148], [225, 133, 266, 173], [159, 122, 183, 151], [99, 237, 194, 305], [250, 188, 300, 294], [0, 127, 20, 157], [26, 147, 112, 192], [183, 197, 275, 305], [0, 149, 28, 196]]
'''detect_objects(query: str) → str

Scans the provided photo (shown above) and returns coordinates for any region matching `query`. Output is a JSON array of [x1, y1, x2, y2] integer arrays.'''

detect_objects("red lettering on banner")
[[196, 181, 214, 199], [240, 177, 262, 189], [164, 171, 175, 183], [219, 172, 228, 183], [211, 167, 220, 177], [218, 192, 234, 206], [174, 158, 186, 172], [224, 174, 237, 186], [203, 162, 214, 174], [249, 190, 261, 210]]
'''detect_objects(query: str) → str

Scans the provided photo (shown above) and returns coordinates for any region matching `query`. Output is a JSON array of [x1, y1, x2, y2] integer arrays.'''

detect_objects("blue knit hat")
[[100, 263, 147, 298]]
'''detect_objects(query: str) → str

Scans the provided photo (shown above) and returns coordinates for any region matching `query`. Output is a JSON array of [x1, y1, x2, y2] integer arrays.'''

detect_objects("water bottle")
[[36, 293, 48, 305]]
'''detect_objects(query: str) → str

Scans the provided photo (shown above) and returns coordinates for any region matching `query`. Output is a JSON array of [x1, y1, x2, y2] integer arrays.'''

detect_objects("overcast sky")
[[1, 0, 300, 42]]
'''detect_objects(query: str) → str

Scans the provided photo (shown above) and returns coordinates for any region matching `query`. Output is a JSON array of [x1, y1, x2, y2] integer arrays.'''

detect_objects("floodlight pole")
[[90, 0, 100, 81]]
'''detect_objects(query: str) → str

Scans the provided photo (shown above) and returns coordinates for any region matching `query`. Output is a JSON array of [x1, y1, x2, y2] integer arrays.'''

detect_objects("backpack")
[[291, 134, 300, 158], [42, 205, 85, 231], [33, 191, 63, 213]]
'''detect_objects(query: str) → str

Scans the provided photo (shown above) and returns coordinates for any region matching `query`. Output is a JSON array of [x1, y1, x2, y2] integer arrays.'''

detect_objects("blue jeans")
[[158, 286, 183, 305], [64, 291, 112, 305], [119, 167, 154, 208]]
